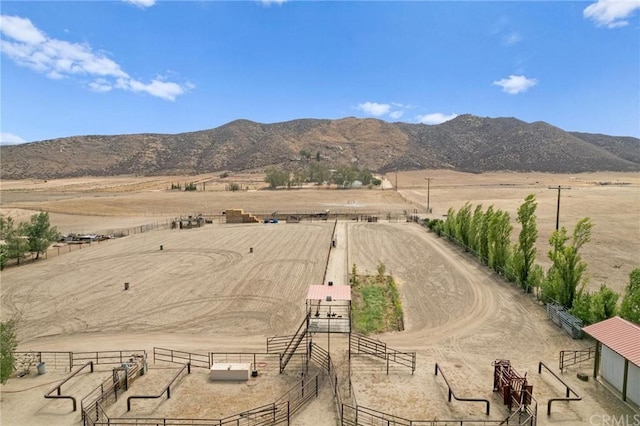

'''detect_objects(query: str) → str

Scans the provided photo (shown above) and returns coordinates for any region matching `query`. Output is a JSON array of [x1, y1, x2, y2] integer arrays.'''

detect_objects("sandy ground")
[[1, 171, 638, 425]]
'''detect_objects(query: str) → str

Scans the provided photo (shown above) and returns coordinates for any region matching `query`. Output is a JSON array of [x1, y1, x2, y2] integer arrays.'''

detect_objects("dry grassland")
[[0, 170, 638, 425]]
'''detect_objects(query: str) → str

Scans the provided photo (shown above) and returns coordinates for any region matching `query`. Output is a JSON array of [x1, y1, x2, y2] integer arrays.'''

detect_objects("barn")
[[582, 316, 640, 406]]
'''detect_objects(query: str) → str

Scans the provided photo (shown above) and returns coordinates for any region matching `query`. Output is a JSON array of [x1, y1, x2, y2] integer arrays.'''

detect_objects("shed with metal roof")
[[306, 285, 351, 334], [582, 316, 640, 406]]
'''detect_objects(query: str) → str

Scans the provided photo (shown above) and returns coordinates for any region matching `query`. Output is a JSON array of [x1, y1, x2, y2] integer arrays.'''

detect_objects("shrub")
[[0, 320, 17, 383]]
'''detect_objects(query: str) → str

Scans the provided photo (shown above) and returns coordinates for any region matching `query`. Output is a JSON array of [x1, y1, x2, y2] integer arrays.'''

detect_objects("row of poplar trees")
[[425, 194, 639, 326]]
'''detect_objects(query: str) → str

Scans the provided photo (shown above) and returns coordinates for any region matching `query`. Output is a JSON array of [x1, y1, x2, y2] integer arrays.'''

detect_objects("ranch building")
[[582, 316, 640, 407]]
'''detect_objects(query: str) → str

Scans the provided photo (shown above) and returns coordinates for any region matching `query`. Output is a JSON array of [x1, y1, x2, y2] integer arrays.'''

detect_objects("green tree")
[[0, 244, 7, 271], [477, 205, 494, 265], [515, 194, 538, 293], [299, 149, 311, 159], [570, 291, 593, 324], [620, 268, 640, 324], [543, 218, 593, 307], [0, 215, 28, 267], [469, 204, 484, 256], [0, 319, 17, 383], [350, 263, 359, 285], [570, 284, 619, 325], [291, 168, 307, 187], [0, 215, 11, 270], [488, 210, 512, 275], [333, 165, 357, 187], [308, 162, 330, 185], [20, 212, 59, 260], [443, 208, 456, 242], [264, 167, 290, 189], [358, 168, 374, 185], [590, 284, 619, 323], [376, 262, 386, 280], [455, 202, 472, 251]]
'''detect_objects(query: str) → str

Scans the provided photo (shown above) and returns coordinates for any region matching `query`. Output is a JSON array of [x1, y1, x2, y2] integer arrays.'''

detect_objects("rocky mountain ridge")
[[1, 114, 638, 179]]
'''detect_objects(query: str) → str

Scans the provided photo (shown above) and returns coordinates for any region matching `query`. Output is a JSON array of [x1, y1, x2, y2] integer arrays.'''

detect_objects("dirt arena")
[[0, 170, 638, 425]]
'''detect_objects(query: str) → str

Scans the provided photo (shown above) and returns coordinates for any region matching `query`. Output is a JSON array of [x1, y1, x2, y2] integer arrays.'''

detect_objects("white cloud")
[[415, 113, 458, 125], [0, 15, 46, 44], [0, 15, 190, 101], [259, 0, 287, 5], [504, 32, 522, 46], [0, 132, 26, 145], [493, 75, 538, 94], [584, 0, 640, 28], [356, 101, 411, 119], [88, 78, 112, 93], [123, 0, 156, 8], [357, 102, 391, 117], [117, 77, 187, 101]]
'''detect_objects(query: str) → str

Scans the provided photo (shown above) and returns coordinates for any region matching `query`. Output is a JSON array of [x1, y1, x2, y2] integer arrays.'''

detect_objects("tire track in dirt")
[[349, 223, 497, 349]]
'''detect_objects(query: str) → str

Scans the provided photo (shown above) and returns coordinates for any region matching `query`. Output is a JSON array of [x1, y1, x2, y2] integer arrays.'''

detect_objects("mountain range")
[[1, 114, 638, 180]]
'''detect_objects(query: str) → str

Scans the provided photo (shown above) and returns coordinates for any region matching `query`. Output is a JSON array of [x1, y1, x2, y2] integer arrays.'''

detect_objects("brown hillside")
[[1, 115, 638, 179]]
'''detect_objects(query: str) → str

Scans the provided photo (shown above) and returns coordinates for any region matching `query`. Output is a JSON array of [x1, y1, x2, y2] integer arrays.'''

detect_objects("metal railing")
[[350, 333, 416, 374], [82, 361, 141, 425], [44, 361, 94, 411], [538, 361, 582, 415], [435, 363, 491, 416], [267, 334, 297, 354], [153, 347, 209, 369], [559, 346, 596, 372], [127, 363, 191, 411], [279, 314, 309, 373], [342, 404, 510, 426], [14, 349, 146, 372], [95, 373, 320, 425]]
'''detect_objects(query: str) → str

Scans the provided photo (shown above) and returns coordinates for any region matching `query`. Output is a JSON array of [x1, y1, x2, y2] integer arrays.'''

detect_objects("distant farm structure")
[[171, 214, 207, 229]]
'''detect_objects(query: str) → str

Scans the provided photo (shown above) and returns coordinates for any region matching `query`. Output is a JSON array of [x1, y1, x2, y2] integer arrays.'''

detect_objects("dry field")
[[0, 170, 638, 425]]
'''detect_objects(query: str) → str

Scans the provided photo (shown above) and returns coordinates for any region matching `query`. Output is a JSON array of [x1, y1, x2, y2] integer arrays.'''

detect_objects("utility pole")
[[548, 186, 571, 231], [425, 177, 432, 214], [395, 170, 398, 191]]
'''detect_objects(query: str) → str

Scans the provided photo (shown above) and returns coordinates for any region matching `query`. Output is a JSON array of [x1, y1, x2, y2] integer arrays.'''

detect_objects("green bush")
[[351, 263, 404, 334], [620, 268, 640, 324], [570, 284, 618, 325], [1, 320, 17, 383]]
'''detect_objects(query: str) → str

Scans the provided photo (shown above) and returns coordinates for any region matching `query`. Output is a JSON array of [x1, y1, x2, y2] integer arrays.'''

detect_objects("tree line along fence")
[[3, 220, 172, 269], [5, 210, 420, 269]]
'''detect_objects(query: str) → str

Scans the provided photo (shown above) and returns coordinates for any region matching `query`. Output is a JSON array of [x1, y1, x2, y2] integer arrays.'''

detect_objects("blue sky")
[[1, 0, 639, 144]]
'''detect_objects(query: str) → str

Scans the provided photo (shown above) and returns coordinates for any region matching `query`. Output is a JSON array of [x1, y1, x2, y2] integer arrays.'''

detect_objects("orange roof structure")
[[582, 316, 640, 367], [306, 285, 351, 301]]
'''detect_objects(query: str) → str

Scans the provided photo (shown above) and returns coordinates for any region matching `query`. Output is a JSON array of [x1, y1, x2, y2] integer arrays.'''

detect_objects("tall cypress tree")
[[515, 194, 538, 293]]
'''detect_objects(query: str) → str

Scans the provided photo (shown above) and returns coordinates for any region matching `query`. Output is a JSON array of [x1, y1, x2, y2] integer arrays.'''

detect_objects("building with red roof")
[[582, 316, 640, 407]]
